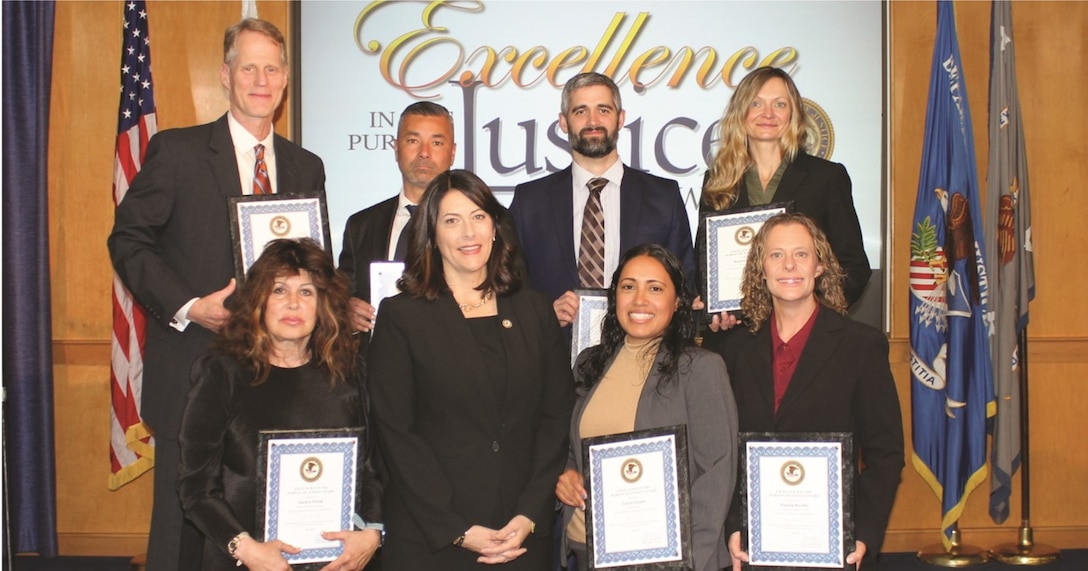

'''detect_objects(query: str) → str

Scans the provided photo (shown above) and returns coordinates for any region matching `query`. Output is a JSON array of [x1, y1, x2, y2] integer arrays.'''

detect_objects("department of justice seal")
[[803, 98, 834, 160]]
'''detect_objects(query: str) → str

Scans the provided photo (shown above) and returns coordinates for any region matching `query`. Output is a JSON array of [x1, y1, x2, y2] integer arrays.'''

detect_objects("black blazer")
[[338, 195, 399, 302], [697, 152, 871, 305], [107, 113, 326, 436], [704, 306, 904, 563], [367, 287, 574, 564], [178, 353, 380, 571], [509, 165, 696, 302]]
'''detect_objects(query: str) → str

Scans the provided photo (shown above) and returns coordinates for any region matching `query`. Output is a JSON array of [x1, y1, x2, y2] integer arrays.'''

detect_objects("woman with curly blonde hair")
[[698, 67, 870, 329], [703, 213, 903, 571]]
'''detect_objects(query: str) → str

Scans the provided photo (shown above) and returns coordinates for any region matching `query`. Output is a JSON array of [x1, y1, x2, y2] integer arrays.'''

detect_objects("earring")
[[492, 234, 496, 242]]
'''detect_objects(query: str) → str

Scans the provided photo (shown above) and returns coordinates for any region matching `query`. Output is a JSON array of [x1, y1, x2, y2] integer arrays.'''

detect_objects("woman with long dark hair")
[[178, 239, 382, 571], [555, 244, 738, 571]]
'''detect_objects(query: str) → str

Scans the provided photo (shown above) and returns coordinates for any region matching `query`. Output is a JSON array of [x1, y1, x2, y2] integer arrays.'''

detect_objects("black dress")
[[178, 352, 382, 571]]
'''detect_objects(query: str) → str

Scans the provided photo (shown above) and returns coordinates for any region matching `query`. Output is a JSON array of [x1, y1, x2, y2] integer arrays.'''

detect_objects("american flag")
[[109, 0, 157, 490]]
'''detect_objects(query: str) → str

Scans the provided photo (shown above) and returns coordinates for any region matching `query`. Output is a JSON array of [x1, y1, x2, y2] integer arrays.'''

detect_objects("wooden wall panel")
[[45, 0, 1087, 557], [47, 0, 290, 556]]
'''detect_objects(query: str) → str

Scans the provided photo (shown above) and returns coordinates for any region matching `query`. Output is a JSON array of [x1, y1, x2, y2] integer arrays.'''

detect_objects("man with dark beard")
[[510, 72, 695, 327]]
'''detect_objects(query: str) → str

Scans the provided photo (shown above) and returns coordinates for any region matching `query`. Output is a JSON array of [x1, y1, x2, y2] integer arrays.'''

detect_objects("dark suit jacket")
[[697, 152, 871, 305], [107, 113, 326, 437], [509, 165, 696, 302], [704, 306, 904, 564], [178, 353, 380, 571], [367, 287, 574, 567], [339, 195, 399, 302], [564, 347, 738, 571]]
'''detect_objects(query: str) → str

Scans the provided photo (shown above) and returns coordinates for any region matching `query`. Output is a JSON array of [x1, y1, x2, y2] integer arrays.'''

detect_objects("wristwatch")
[[227, 531, 250, 567], [353, 514, 386, 547]]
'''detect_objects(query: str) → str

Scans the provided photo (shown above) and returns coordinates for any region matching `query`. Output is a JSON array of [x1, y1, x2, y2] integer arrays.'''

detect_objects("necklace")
[[458, 289, 494, 312]]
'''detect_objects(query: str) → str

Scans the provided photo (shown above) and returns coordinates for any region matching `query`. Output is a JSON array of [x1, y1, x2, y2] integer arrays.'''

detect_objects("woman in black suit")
[[368, 169, 574, 569], [178, 239, 382, 571], [699, 66, 870, 329], [703, 213, 903, 570]]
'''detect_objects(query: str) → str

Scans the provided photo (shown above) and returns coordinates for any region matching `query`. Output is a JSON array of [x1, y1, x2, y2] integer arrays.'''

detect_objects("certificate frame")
[[739, 432, 855, 570], [582, 425, 693, 570], [699, 202, 792, 314], [256, 427, 363, 569], [571, 288, 608, 367], [228, 193, 333, 283]]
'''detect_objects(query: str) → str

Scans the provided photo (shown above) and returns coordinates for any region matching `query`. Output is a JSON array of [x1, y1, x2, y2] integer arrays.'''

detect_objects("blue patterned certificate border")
[[265, 436, 358, 564], [237, 197, 325, 272], [571, 289, 608, 367], [705, 206, 786, 313], [746, 442, 843, 568], [588, 434, 683, 567]]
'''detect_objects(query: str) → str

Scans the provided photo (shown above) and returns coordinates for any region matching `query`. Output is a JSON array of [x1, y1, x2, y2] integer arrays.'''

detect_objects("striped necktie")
[[253, 144, 271, 195], [577, 177, 608, 288]]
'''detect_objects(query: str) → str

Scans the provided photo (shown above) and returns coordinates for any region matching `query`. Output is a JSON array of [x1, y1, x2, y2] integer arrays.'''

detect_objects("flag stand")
[[917, 524, 989, 566], [990, 330, 1060, 565]]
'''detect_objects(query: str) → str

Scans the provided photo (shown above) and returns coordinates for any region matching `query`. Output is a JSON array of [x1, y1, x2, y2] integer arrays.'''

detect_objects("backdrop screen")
[[299, 0, 884, 267]]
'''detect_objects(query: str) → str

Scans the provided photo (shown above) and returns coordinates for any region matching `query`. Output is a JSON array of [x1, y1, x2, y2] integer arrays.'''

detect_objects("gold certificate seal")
[[620, 458, 643, 483], [735, 226, 755, 246], [802, 98, 835, 160], [269, 215, 291, 237], [300, 456, 323, 483], [780, 460, 805, 486]]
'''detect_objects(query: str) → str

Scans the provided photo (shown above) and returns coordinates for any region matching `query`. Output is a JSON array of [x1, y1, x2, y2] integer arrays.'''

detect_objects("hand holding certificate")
[[739, 432, 854, 570], [583, 426, 694, 570], [257, 428, 364, 567]]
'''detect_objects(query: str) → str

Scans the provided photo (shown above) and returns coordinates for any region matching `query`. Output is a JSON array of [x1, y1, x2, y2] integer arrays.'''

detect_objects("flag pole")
[[917, 523, 989, 566], [990, 328, 1060, 565]]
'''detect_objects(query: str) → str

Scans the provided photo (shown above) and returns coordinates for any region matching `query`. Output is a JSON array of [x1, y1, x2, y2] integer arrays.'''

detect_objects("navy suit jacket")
[[704, 306, 904, 563], [339, 195, 399, 302], [108, 113, 326, 436], [509, 165, 696, 302]]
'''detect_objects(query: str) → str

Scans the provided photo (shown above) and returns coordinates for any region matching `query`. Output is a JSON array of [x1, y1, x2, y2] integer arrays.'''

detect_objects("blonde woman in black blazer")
[[703, 213, 903, 570], [555, 244, 738, 571], [369, 170, 574, 570]]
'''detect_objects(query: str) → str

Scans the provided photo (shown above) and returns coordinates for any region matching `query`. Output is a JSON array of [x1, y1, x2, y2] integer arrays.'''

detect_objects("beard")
[[569, 126, 619, 159]]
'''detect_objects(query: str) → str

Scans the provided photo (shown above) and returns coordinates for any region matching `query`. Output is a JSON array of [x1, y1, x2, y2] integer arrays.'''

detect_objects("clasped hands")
[[457, 515, 535, 565]]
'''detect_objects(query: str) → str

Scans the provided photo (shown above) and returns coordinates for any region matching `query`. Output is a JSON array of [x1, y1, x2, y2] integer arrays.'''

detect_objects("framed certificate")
[[740, 432, 855, 570], [699, 202, 791, 314], [369, 261, 405, 323], [571, 288, 608, 367], [256, 428, 363, 568], [229, 193, 332, 283], [583, 425, 693, 570]]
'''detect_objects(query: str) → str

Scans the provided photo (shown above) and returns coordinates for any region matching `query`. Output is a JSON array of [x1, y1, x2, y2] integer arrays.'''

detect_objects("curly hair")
[[703, 67, 812, 211], [576, 244, 696, 394], [740, 213, 847, 332], [215, 238, 358, 385], [397, 169, 522, 299]]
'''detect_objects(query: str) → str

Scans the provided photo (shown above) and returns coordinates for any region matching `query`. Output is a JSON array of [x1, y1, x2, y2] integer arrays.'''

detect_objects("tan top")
[[567, 338, 660, 544]]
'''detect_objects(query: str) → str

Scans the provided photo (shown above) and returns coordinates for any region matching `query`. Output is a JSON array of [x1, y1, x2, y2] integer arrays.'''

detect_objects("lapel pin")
[[501, 319, 513, 329]]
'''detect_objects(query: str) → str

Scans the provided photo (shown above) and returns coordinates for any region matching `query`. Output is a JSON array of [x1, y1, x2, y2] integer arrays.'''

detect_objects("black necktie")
[[394, 204, 417, 261]]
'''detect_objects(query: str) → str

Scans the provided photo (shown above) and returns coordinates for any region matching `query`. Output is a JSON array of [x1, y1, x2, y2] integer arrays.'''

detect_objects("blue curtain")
[[2, 0, 58, 557]]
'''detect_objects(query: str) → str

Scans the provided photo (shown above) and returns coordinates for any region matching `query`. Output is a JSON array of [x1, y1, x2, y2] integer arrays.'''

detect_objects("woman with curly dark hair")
[[554, 243, 738, 571], [703, 213, 903, 571], [178, 238, 382, 571], [368, 170, 573, 570]]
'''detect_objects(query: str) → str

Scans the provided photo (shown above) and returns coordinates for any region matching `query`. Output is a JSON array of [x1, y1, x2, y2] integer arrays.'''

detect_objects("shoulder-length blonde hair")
[[703, 67, 811, 211], [740, 213, 847, 331], [216, 238, 358, 385]]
